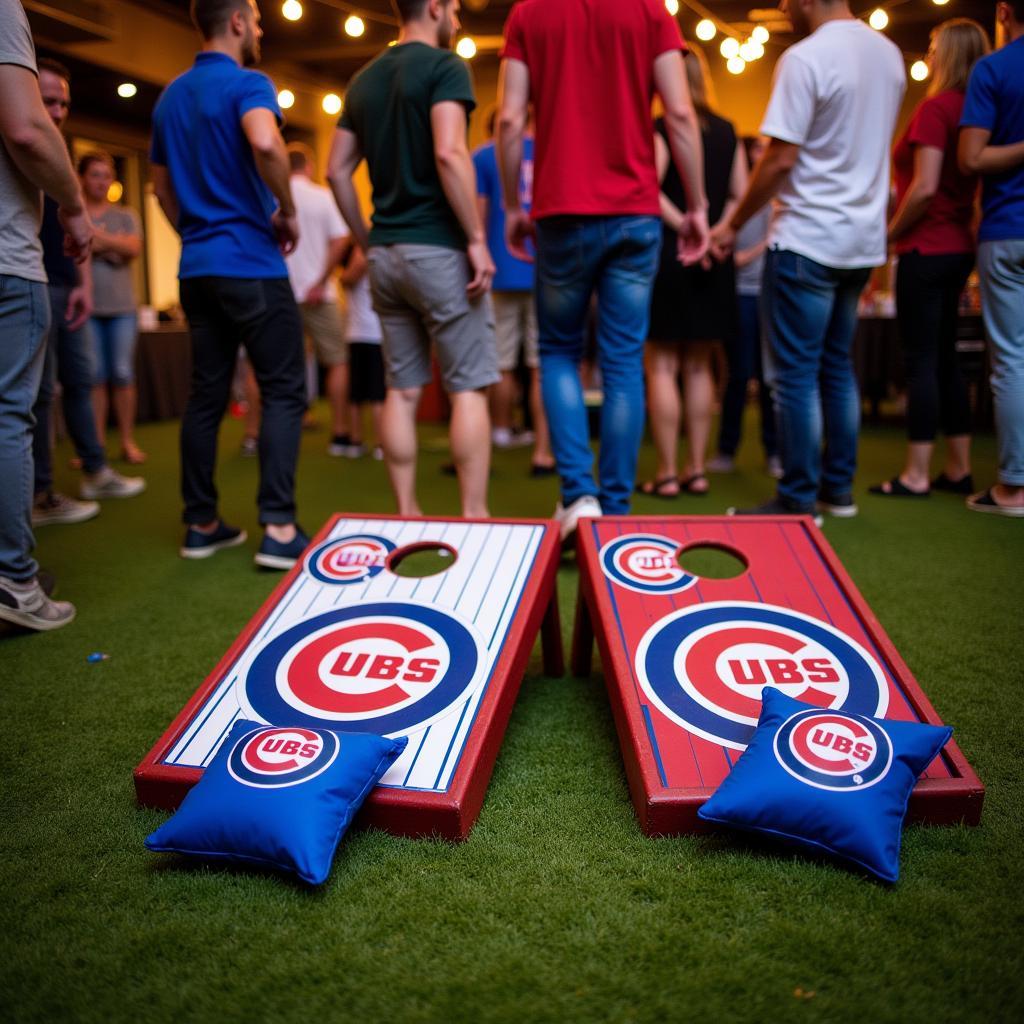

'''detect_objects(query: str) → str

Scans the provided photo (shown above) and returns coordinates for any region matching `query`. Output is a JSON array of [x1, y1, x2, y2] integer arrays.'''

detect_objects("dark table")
[[135, 327, 191, 423]]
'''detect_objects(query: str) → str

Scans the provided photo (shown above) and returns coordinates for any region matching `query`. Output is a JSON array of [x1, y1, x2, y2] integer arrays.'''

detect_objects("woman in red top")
[[872, 19, 990, 498]]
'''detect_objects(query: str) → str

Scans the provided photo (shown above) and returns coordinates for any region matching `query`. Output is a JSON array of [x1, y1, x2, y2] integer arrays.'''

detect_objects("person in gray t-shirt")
[[0, 0, 92, 630], [709, 137, 780, 478], [79, 151, 146, 464]]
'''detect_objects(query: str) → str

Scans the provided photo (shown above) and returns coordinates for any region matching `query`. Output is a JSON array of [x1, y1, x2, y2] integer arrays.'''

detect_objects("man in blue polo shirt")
[[150, 0, 309, 566], [959, 0, 1024, 518]]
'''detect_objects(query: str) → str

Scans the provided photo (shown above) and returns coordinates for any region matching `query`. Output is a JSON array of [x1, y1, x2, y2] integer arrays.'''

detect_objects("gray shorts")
[[493, 290, 539, 370], [367, 243, 499, 393]]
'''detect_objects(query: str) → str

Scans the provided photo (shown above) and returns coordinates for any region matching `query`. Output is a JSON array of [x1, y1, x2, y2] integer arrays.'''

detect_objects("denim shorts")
[[89, 313, 138, 386]]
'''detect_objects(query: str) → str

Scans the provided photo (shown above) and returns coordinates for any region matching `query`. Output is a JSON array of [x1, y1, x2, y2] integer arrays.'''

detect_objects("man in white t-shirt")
[[284, 144, 352, 456], [712, 0, 905, 519]]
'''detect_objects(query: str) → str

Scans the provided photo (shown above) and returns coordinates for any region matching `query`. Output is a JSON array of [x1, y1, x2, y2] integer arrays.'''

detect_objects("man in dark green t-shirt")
[[329, 0, 499, 520]]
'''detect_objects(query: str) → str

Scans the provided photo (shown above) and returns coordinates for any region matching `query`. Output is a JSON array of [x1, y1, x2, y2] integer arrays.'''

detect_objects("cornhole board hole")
[[572, 516, 983, 836], [135, 514, 564, 840]]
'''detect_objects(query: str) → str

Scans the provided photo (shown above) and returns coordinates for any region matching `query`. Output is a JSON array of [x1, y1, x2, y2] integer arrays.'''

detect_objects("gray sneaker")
[[0, 575, 75, 631], [81, 466, 146, 500], [32, 491, 100, 526]]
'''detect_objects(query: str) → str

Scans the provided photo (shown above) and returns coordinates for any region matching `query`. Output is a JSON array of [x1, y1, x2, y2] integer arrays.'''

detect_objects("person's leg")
[[534, 219, 603, 507], [31, 286, 61, 499], [762, 249, 836, 511], [976, 240, 1024, 506], [520, 296, 553, 468], [382, 387, 422, 515], [302, 302, 351, 444], [179, 278, 242, 526], [55, 298, 106, 476], [819, 265, 871, 502], [593, 216, 662, 514], [643, 341, 681, 490], [937, 254, 976, 483], [324, 362, 350, 439], [0, 277, 50, 581], [717, 294, 758, 460], [680, 340, 715, 488], [237, 279, 306, 531], [751, 297, 779, 463], [449, 389, 491, 518], [243, 360, 261, 448], [88, 317, 110, 451], [489, 292, 518, 439], [106, 314, 144, 462]]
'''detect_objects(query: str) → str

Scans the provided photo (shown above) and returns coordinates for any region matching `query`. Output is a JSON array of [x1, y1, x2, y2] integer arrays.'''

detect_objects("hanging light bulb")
[[727, 56, 746, 75], [117, 82, 137, 99], [751, 25, 770, 45], [281, 0, 302, 22], [910, 60, 929, 82], [456, 37, 477, 60], [322, 93, 342, 116], [932, 0, 950, 5], [344, 15, 365, 38], [695, 19, 716, 42], [720, 37, 740, 60], [665, 0, 680, 16], [277, 89, 295, 109], [869, 9, 889, 31]]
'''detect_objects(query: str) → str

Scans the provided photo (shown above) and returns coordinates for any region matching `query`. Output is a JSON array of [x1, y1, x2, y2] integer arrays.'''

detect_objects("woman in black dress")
[[639, 47, 746, 497]]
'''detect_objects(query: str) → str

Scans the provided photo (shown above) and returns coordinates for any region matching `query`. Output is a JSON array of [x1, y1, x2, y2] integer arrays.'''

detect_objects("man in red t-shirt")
[[496, 0, 708, 540]]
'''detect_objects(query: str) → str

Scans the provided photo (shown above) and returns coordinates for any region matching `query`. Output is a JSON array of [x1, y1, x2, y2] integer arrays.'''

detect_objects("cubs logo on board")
[[598, 534, 697, 595], [773, 707, 893, 791], [243, 602, 484, 735], [304, 534, 396, 585], [226, 726, 340, 788], [634, 601, 890, 750]]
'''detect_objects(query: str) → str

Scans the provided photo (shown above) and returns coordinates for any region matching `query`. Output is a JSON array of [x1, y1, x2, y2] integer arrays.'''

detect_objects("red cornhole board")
[[572, 516, 983, 836], [135, 514, 564, 840]]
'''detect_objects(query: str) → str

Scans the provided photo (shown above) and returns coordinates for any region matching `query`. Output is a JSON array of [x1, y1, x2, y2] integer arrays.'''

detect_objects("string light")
[[695, 19, 716, 42], [932, 0, 950, 5], [869, 8, 889, 31], [107, 181, 123, 202], [665, 0, 680, 16], [726, 56, 746, 75], [456, 37, 477, 60], [751, 26, 770, 45], [739, 40, 765, 61], [117, 82, 137, 98], [344, 15, 365, 38], [910, 60, 929, 81], [281, 0, 302, 21], [720, 37, 740, 60], [322, 93, 342, 115], [278, 88, 295, 109]]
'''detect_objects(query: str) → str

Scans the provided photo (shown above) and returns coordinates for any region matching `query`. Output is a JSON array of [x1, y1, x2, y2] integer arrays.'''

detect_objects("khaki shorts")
[[299, 300, 348, 366], [493, 291, 539, 371], [367, 243, 499, 393]]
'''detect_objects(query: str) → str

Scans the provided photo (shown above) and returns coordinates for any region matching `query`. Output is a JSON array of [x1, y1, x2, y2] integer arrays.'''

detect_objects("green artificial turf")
[[2, 409, 1022, 1024]]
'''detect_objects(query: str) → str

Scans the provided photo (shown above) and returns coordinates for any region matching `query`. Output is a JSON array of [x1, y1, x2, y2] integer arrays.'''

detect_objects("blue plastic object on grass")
[[698, 688, 952, 882], [145, 720, 407, 884]]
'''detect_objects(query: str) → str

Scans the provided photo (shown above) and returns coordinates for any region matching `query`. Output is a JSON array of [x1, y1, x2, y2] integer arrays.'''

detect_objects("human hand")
[[59, 207, 93, 264], [708, 219, 737, 264], [65, 284, 93, 331], [677, 207, 711, 267], [466, 238, 495, 300], [272, 209, 300, 255], [504, 208, 536, 263]]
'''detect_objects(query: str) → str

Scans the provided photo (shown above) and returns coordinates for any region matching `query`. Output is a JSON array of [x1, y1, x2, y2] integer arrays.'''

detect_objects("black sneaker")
[[254, 527, 311, 570], [726, 496, 824, 527], [816, 490, 859, 518], [180, 521, 248, 559]]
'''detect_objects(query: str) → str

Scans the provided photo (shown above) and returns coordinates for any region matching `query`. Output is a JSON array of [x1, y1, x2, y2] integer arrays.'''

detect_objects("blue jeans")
[[761, 249, 870, 510], [535, 215, 661, 514], [88, 313, 138, 386], [977, 239, 1024, 486], [0, 276, 50, 580], [32, 285, 107, 495], [717, 292, 777, 459]]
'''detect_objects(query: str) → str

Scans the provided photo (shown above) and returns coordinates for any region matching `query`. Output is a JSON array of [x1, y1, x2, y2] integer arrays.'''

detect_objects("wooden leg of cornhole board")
[[571, 587, 594, 677], [540, 589, 565, 677]]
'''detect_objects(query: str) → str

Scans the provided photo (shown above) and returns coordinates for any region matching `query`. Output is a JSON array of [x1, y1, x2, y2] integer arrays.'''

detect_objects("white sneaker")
[[493, 428, 535, 450], [32, 491, 99, 526], [0, 575, 75, 631], [706, 453, 735, 474], [765, 456, 784, 480], [81, 466, 146, 500], [553, 495, 602, 542]]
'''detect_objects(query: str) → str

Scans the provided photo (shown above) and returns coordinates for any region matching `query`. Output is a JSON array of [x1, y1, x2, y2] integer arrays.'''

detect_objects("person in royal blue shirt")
[[959, 0, 1024, 517], [150, 0, 310, 566], [472, 114, 553, 474]]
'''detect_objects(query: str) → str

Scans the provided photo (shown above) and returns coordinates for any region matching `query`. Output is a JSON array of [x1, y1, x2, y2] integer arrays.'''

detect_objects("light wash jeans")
[[534, 215, 661, 514], [0, 275, 50, 580], [977, 239, 1024, 486], [761, 249, 870, 510]]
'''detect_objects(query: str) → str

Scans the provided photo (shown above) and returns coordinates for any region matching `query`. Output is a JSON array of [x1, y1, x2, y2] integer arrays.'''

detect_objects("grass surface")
[[2, 409, 1022, 1024]]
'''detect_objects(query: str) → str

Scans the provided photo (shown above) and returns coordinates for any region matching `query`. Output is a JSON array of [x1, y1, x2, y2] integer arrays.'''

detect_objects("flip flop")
[[121, 445, 148, 465], [932, 472, 974, 495], [679, 473, 709, 496], [869, 477, 929, 498], [966, 488, 1024, 517], [637, 475, 681, 498], [530, 462, 557, 478]]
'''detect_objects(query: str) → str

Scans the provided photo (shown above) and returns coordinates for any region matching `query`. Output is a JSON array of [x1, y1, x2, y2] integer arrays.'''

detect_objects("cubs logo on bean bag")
[[697, 688, 952, 882], [145, 721, 407, 885]]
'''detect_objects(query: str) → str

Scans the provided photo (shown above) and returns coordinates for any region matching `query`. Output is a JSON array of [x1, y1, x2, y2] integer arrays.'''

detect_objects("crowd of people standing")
[[1, 0, 1021, 634]]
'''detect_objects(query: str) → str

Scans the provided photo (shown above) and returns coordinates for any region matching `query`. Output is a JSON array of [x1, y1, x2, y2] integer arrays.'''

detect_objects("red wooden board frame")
[[134, 513, 564, 840], [573, 515, 984, 836]]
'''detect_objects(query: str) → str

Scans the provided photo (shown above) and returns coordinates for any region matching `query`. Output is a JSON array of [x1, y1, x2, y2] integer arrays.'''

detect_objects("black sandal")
[[932, 472, 974, 495], [679, 473, 709, 496], [637, 475, 681, 498], [869, 477, 929, 498]]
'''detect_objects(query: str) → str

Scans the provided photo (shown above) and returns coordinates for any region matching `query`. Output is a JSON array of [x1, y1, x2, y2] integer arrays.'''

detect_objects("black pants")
[[179, 277, 305, 526], [895, 250, 975, 443]]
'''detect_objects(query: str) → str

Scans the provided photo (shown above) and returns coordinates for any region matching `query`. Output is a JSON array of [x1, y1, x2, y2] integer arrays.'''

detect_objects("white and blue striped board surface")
[[135, 514, 564, 839]]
